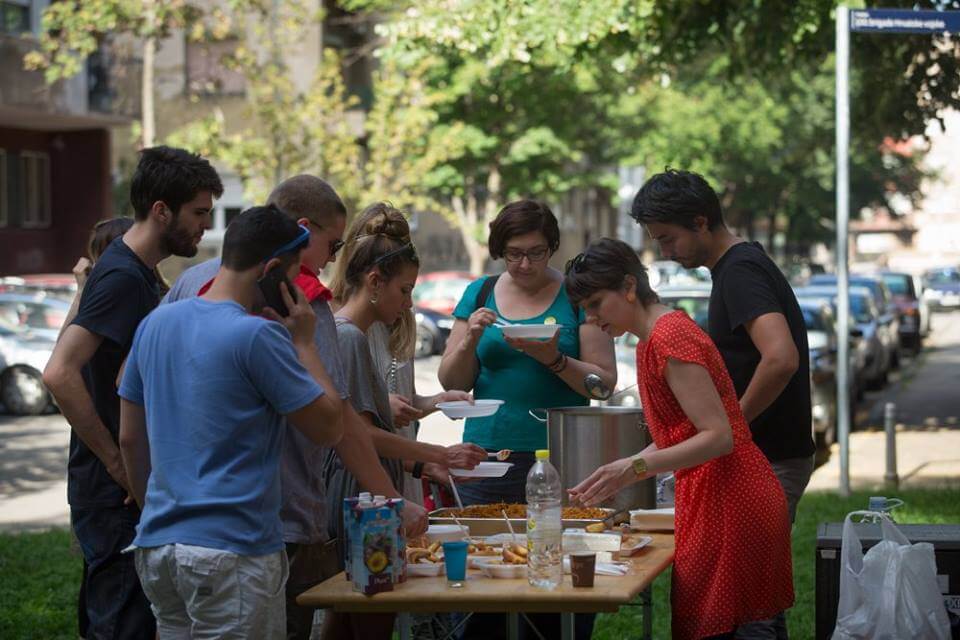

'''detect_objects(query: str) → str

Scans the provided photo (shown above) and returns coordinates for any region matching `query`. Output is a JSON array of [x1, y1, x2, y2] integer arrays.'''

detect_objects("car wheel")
[[1, 366, 51, 416], [415, 324, 436, 359]]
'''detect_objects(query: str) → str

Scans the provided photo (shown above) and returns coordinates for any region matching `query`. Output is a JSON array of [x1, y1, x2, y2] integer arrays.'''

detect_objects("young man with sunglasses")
[[119, 205, 343, 637], [164, 176, 430, 639]]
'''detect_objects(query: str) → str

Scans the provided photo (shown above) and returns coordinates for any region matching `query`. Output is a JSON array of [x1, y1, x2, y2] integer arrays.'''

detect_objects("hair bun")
[[362, 204, 411, 242]]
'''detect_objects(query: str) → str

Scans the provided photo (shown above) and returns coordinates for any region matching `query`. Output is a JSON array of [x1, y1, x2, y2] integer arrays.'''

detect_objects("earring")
[[371, 294, 379, 305]]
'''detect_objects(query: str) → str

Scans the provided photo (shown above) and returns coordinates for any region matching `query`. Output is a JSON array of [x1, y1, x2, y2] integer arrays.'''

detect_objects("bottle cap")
[[535, 449, 550, 460]]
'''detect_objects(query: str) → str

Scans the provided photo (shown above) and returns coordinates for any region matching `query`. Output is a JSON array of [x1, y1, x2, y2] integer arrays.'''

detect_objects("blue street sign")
[[850, 9, 960, 34]]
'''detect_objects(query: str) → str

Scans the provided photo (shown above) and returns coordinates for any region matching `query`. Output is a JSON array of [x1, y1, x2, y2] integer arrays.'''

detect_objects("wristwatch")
[[630, 455, 648, 477]]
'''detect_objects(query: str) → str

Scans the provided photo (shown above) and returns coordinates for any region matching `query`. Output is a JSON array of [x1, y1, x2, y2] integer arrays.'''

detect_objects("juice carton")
[[346, 500, 396, 595]]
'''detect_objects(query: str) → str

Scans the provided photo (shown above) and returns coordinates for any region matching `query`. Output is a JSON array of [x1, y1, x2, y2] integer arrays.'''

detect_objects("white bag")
[[832, 510, 951, 640]]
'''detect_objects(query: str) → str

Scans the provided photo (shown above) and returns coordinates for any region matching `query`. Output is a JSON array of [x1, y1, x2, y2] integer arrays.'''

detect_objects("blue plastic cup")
[[442, 540, 469, 587]]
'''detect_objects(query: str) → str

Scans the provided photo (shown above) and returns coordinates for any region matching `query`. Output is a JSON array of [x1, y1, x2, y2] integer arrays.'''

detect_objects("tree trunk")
[[452, 189, 486, 277], [141, 33, 156, 148]]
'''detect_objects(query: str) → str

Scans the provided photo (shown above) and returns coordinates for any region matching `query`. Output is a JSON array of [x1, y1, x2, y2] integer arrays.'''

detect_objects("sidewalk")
[[809, 310, 960, 491]]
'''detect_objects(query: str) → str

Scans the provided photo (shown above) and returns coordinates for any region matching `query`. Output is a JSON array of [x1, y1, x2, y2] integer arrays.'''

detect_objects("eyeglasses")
[[307, 220, 345, 258], [564, 252, 590, 275], [503, 245, 549, 264], [268, 225, 311, 261]]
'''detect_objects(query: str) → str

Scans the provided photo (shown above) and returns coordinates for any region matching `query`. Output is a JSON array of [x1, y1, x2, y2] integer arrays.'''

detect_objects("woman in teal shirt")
[[439, 200, 617, 505]]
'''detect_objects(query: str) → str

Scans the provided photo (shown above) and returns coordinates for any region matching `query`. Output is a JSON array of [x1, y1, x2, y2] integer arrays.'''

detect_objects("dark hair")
[[88, 217, 134, 262], [564, 238, 658, 306], [488, 200, 561, 260], [129, 145, 224, 221], [267, 174, 346, 225], [332, 202, 419, 303], [221, 205, 304, 271], [630, 168, 724, 231]]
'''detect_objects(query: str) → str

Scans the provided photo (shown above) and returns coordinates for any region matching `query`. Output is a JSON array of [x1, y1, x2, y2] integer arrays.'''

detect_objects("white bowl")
[[436, 399, 504, 419], [425, 524, 470, 544], [500, 324, 562, 340], [407, 562, 444, 577], [450, 462, 513, 478], [476, 559, 527, 579]]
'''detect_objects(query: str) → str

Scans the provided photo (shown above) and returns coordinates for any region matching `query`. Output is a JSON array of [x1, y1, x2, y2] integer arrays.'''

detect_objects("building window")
[[0, 150, 7, 227], [185, 37, 246, 96], [1, 0, 30, 35], [19, 152, 51, 229]]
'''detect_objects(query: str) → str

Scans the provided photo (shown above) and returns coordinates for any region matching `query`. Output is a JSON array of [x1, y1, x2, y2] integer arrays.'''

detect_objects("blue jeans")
[[71, 504, 155, 640], [456, 451, 595, 640]]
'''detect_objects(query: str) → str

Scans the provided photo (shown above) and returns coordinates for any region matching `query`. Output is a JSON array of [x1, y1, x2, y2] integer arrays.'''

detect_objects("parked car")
[[649, 261, 711, 289], [797, 298, 869, 449], [656, 284, 712, 329], [0, 274, 77, 297], [808, 274, 901, 369], [796, 285, 883, 391], [413, 271, 474, 316], [0, 319, 55, 415], [876, 271, 930, 352], [922, 266, 960, 311], [608, 332, 641, 408], [414, 306, 455, 358], [0, 293, 72, 342]]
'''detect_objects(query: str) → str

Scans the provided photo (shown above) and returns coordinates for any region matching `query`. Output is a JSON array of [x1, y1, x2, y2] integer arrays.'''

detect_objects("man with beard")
[[44, 146, 223, 639]]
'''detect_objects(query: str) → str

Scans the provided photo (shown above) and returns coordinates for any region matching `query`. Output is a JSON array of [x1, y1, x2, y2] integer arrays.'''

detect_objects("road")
[[2, 311, 958, 531]]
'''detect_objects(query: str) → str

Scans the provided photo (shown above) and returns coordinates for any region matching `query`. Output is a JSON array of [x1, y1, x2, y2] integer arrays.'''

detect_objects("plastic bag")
[[832, 510, 951, 640]]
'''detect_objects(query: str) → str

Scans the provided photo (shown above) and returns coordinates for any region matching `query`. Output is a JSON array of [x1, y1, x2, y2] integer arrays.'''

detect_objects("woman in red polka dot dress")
[[566, 239, 793, 640]]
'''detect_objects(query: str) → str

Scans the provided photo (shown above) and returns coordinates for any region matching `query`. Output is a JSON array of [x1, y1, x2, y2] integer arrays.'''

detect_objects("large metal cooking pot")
[[530, 406, 655, 513]]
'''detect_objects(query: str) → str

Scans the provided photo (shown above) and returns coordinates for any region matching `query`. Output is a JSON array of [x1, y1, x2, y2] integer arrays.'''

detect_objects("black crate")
[[815, 522, 960, 639]]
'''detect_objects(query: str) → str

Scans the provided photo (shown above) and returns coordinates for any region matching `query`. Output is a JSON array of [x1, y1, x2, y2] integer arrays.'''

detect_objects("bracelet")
[[549, 353, 568, 374], [411, 461, 425, 479], [545, 352, 564, 371]]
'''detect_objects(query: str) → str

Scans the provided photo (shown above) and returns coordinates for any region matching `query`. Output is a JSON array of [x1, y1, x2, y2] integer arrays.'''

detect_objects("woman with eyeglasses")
[[565, 238, 793, 640], [439, 199, 617, 502]]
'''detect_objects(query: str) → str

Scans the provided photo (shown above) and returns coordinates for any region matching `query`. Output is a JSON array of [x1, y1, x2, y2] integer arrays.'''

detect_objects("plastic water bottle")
[[526, 449, 562, 589]]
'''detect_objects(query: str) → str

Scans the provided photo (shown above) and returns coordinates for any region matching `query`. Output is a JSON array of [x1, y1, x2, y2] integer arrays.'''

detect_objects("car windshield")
[[0, 300, 67, 332], [925, 270, 960, 286], [660, 296, 710, 329], [880, 274, 912, 296], [412, 278, 472, 305]]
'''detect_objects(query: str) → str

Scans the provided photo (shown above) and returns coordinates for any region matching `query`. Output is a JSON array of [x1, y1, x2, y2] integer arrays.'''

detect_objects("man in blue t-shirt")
[[118, 205, 343, 637], [43, 146, 223, 639]]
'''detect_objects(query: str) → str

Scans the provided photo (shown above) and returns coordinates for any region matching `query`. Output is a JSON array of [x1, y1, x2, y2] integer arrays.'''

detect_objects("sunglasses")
[[564, 252, 590, 275], [267, 225, 311, 261], [373, 242, 418, 265], [307, 220, 345, 258]]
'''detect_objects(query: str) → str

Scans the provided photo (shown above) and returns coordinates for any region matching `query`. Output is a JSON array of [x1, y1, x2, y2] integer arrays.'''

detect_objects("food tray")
[[428, 507, 614, 536]]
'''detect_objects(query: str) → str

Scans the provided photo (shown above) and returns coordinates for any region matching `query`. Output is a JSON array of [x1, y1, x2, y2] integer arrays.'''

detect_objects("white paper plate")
[[500, 324, 562, 340], [475, 559, 527, 579], [450, 462, 513, 478], [436, 399, 504, 419], [407, 562, 444, 577], [620, 535, 653, 556]]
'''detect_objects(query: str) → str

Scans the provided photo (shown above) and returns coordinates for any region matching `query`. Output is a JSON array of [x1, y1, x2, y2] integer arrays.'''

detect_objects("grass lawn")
[[592, 487, 960, 639], [1, 488, 958, 639]]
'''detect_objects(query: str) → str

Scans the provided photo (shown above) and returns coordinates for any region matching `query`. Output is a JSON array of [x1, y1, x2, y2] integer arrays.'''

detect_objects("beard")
[[162, 217, 200, 258]]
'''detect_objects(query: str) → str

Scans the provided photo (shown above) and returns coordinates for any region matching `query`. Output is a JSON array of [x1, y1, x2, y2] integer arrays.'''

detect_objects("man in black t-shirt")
[[631, 169, 814, 638], [43, 146, 222, 639]]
